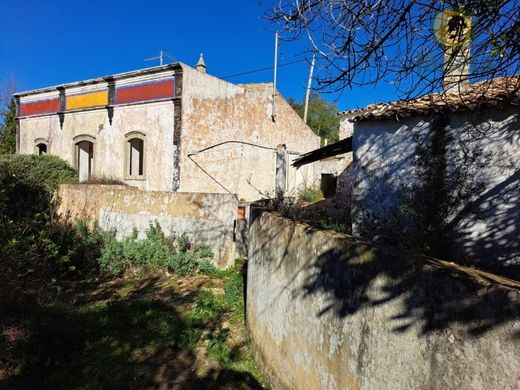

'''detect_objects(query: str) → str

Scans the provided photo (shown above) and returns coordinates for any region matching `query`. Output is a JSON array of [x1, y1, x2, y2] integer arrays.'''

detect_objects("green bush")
[[0, 154, 77, 191], [0, 155, 85, 274], [98, 222, 217, 277], [189, 290, 225, 323], [299, 184, 323, 203]]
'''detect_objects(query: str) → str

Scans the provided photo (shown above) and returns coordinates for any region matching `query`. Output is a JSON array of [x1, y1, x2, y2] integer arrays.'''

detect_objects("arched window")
[[37, 143, 47, 155], [125, 132, 146, 179], [34, 138, 49, 155], [73, 135, 95, 182]]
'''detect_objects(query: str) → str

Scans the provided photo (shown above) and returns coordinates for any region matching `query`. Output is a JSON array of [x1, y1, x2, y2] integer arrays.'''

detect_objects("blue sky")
[[0, 0, 397, 111]]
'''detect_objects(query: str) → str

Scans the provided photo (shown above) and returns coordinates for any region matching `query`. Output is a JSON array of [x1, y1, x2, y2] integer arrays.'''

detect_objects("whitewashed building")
[[14, 58, 319, 201]]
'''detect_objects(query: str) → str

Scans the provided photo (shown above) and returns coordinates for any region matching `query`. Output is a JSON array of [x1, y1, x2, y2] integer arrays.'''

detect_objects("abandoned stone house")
[[295, 76, 520, 277], [14, 58, 320, 201]]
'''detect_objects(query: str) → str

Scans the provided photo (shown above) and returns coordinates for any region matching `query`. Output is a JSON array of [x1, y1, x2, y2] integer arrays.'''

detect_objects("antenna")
[[144, 50, 176, 66], [272, 31, 279, 121], [303, 53, 316, 124]]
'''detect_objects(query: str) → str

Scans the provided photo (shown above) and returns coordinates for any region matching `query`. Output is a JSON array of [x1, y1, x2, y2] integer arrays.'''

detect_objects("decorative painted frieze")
[[66, 90, 109, 110], [115, 79, 175, 105], [16, 70, 178, 118], [19, 98, 60, 116]]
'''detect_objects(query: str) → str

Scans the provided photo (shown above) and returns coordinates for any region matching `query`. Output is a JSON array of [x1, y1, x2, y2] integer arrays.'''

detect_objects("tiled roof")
[[339, 76, 520, 122]]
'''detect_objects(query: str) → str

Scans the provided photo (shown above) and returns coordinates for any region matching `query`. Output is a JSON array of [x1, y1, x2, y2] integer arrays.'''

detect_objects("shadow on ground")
[[0, 277, 263, 390]]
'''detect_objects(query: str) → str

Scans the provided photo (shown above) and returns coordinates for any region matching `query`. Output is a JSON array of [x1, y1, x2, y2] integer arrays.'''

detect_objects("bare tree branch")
[[266, 0, 520, 98]]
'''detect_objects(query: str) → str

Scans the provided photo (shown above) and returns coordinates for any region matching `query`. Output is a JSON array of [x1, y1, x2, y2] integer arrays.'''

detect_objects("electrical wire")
[[220, 59, 307, 80]]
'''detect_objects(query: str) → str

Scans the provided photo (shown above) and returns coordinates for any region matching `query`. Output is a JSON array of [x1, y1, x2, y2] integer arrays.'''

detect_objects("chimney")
[[439, 11, 471, 93], [196, 53, 207, 73]]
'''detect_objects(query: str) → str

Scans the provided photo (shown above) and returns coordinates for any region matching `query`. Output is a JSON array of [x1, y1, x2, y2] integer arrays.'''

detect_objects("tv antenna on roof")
[[144, 50, 176, 66]]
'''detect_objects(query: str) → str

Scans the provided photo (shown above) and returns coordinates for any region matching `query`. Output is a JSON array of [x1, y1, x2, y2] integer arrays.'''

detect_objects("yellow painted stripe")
[[66, 91, 108, 110]]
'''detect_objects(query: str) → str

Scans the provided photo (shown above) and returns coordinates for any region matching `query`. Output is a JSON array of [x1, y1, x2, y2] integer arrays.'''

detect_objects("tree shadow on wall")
[[446, 169, 520, 280], [300, 238, 520, 337]]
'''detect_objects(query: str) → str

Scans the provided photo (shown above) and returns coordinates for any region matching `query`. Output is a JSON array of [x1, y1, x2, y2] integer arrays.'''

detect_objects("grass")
[[0, 261, 266, 389]]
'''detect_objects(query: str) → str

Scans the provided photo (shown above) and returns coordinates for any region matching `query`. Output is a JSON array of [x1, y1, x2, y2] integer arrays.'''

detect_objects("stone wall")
[[179, 66, 319, 201], [57, 184, 239, 267], [247, 208, 520, 390]]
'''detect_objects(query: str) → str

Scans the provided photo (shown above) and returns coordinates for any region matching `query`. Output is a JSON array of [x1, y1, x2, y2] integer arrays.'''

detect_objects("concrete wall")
[[348, 106, 520, 277], [180, 66, 320, 201], [247, 209, 520, 390], [57, 184, 239, 267]]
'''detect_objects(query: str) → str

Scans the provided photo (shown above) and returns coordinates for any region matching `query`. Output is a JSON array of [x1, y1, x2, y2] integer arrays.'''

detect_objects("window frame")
[[33, 138, 49, 155], [72, 134, 96, 181], [124, 131, 146, 180]]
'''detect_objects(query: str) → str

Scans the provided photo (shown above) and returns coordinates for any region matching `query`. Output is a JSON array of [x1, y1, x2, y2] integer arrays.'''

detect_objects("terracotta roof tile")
[[339, 76, 520, 122]]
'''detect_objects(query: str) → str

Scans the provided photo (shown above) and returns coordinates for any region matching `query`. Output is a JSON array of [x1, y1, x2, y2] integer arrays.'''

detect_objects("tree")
[[288, 94, 340, 144], [0, 78, 16, 154], [0, 100, 17, 154], [268, 0, 520, 97]]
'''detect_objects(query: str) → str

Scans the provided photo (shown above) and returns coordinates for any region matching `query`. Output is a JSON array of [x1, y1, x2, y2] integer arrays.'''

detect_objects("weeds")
[[98, 223, 217, 277], [189, 290, 225, 323], [299, 184, 323, 203]]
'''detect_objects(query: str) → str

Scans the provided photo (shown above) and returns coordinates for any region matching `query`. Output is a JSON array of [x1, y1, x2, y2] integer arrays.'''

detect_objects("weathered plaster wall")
[[179, 66, 320, 201], [17, 67, 179, 191], [17, 64, 319, 199], [57, 184, 238, 267], [18, 101, 176, 191], [247, 209, 520, 390], [335, 117, 355, 209], [349, 106, 520, 276]]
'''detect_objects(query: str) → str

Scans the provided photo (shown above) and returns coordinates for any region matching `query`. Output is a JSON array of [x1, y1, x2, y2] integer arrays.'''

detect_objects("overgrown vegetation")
[[0, 155, 264, 388], [0, 155, 86, 307], [99, 223, 216, 276], [0, 98, 16, 154], [288, 94, 340, 144], [298, 183, 324, 203], [1, 263, 264, 389], [274, 189, 352, 235]]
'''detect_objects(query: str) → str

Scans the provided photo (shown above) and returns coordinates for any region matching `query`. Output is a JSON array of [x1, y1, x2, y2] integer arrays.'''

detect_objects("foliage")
[[98, 223, 217, 277], [269, 1, 519, 96], [2, 273, 265, 389], [189, 290, 225, 323], [298, 183, 324, 203], [288, 94, 340, 143], [0, 154, 77, 191], [206, 328, 232, 364], [0, 155, 86, 282], [0, 98, 16, 154]]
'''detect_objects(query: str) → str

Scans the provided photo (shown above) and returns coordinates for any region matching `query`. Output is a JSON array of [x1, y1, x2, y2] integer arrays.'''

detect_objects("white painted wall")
[[349, 106, 520, 275], [18, 100, 176, 191]]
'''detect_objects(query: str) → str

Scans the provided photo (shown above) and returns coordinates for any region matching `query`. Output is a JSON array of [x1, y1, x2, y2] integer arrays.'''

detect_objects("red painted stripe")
[[20, 98, 60, 116], [115, 79, 175, 104]]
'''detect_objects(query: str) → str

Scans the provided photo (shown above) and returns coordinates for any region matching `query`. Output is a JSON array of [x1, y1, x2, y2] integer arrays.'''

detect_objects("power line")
[[220, 59, 306, 80]]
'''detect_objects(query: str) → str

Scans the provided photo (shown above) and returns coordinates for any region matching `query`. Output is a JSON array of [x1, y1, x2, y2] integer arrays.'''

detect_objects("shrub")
[[0, 156, 92, 308], [0, 154, 77, 191], [299, 184, 323, 203], [98, 222, 217, 277], [189, 290, 224, 323]]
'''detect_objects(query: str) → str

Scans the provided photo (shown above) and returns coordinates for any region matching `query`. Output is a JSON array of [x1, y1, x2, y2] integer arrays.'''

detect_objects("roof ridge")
[[339, 76, 520, 122]]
